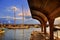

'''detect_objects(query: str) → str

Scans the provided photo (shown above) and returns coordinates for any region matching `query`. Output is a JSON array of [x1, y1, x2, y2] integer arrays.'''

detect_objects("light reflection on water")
[[0, 28, 41, 40], [0, 27, 60, 40]]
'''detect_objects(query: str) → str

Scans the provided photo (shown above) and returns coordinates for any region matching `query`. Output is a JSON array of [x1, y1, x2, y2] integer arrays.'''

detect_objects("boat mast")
[[22, 5, 24, 27], [13, 7, 16, 26], [22, 4, 25, 40]]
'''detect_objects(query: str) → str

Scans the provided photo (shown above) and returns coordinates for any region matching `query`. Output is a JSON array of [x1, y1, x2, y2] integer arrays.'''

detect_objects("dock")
[[30, 31, 60, 40]]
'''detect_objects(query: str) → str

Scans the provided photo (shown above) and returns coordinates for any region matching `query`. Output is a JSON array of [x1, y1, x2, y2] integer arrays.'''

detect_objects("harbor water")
[[0, 27, 60, 40], [0, 27, 41, 40]]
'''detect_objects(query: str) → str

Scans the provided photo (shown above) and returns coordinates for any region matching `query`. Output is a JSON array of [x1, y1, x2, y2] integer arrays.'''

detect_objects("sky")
[[0, 0, 60, 24], [0, 0, 29, 17], [0, 0, 40, 24]]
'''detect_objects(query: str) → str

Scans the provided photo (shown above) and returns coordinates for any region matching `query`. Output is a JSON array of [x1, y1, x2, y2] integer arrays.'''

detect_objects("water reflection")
[[0, 27, 60, 40], [0, 28, 41, 40], [0, 33, 5, 40]]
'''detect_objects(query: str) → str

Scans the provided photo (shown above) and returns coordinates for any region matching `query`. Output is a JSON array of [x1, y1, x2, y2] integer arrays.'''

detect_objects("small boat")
[[0, 30, 5, 33], [0, 28, 5, 33]]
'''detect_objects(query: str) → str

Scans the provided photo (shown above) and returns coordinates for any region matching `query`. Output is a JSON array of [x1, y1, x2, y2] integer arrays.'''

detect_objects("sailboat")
[[20, 5, 29, 29], [0, 27, 5, 33], [0, 29, 5, 34]]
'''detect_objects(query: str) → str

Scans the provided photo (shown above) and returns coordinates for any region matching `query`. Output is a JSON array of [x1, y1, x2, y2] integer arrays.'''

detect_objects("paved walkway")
[[30, 31, 46, 40], [30, 31, 60, 40]]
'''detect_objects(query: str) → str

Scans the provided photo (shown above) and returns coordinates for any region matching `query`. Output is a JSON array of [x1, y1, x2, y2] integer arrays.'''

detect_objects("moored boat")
[[0, 30, 5, 34], [0, 28, 5, 33]]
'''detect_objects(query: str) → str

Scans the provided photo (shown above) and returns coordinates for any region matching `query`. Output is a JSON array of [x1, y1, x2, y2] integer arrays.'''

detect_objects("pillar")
[[44, 22, 46, 34], [41, 24, 44, 32], [41, 22, 46, 34], [49, 19, 54, 40]]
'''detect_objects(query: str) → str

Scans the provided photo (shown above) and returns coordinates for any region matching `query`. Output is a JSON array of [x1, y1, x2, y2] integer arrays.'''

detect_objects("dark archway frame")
[[27, 0, 60, 40]]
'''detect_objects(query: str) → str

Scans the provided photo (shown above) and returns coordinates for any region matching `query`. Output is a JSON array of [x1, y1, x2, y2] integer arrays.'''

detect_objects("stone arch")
[[30, 9, 48, 34], [27, 0, 60, 40], [31, 9, 48, 22], [49, 7, 60, 19], [47, 7, 60, 40], [32, 16, 47, 33]]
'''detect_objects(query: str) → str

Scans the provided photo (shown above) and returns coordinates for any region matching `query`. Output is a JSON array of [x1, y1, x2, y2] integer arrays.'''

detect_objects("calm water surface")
[[0, 28, 41, 40], [0, 27, 60, 40]]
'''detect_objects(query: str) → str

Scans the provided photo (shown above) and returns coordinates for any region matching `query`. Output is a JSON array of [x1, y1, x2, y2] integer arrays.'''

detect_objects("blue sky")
[[0, 0, 29, 17], [0, 0, 60, 24], [0, 0, 40, 24]]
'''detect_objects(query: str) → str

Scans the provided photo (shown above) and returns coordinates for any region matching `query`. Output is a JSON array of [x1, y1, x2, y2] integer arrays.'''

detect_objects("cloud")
[[7, 6, 20, 12], [1, 16, 25, 20], [5, 6, 32, 20], [24, 18, 40, 24], [26, 9, 31, 16], [0, 16, 32, 22], [17, 13, 23, 16], [17, 12, 32, 20], [11, 6, 20, 11], [17, 9, 31, 16]]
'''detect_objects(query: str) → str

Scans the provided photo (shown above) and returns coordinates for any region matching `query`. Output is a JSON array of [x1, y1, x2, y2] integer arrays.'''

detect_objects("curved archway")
[[32, 16, 47, 33], [49, 7, 60, 19], [30, 9, 48, 34], [31, 9, 48, 22], [27, 0, 60, 40], [48, 7, 60, 40]]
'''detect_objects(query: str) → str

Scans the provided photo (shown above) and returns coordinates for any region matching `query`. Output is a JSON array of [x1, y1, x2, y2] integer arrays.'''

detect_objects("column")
[[41, 24, 44, 32], [49, 19, 54, 40]]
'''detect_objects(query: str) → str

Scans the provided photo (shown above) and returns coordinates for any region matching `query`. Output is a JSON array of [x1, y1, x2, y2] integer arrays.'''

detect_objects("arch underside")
[[31, 9, 47, 22], [28, 0, 60, 18], [27, 0, 60, 40], [32, 15, 47, 33]]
